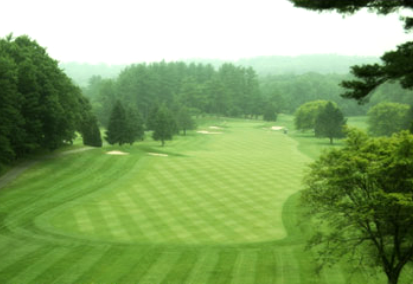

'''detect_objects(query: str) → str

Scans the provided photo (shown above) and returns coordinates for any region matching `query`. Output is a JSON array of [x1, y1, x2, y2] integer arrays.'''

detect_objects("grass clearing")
[[0, 116, 411, 283]]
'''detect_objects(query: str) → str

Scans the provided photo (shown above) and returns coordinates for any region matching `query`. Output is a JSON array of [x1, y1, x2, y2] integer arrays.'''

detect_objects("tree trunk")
[[183, 129, 186, 136], [329, 137, 333, 144], [386, 268, 401, 284], [161, 139, 165, 147]]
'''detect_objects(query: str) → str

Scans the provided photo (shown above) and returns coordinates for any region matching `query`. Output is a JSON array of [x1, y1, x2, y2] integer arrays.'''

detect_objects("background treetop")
[[290, 0, 413, 26], [289, 0, 413, 104]]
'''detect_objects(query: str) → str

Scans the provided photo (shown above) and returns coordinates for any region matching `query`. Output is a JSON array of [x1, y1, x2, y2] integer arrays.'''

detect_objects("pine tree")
[[80, 115, 102, 147], [176, 107, 196, 136], [125, 107, 144, 145], [152, 105, 175, 146], [105, 101, 127, 145]]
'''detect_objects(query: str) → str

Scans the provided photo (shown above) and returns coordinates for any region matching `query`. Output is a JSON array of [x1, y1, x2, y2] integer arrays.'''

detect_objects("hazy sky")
[[1, 0, 411, 64]]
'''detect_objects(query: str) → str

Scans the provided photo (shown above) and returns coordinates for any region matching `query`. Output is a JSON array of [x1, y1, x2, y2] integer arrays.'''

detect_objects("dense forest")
[[0, 35, 101, 170], [84, 62, 262, 127]]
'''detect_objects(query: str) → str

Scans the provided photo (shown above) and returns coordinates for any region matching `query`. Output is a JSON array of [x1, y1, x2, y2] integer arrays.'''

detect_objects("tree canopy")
[[0, 34, 101, 169], [303, 129, 413, 284], [294, 100, 330, 131], [368, 102, 411, 136], [84, 61, 262, 126], [315, 102, 346, 144], [289, 0, 413, 103], [152, 105, 176, 147]]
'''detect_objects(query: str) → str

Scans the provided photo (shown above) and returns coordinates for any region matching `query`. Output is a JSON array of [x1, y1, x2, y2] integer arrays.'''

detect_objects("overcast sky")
[[1, 0, 411, 64]]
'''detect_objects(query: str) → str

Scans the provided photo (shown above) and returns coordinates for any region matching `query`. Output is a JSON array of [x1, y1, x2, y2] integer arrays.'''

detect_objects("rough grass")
[[0, 116, 411, 283]]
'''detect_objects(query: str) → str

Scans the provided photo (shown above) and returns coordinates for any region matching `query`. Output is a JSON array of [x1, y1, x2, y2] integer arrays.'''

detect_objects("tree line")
[[84, 61, 269, 128], [0, 35, 101, 170]]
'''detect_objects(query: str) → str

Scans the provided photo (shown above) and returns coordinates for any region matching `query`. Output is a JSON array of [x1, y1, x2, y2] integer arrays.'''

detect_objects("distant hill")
[[59, 62, 127, 87], [60, 55, 379, 87], [235, 54, 379, 75]]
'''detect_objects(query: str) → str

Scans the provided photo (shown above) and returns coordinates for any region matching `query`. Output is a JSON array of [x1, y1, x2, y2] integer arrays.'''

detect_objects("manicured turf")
[[0, 117, 411, 283]]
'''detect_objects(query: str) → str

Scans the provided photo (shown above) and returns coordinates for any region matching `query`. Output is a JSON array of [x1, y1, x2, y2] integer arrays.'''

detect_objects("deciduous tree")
[[294, 100, 329, 131], [303, 129, 413, 284], [315, 102, 346, 144], [367, 102, 410, 136]]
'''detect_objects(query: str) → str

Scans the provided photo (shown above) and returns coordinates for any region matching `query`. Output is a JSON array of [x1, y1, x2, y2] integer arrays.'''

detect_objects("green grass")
[[0, 116, 410, 283]]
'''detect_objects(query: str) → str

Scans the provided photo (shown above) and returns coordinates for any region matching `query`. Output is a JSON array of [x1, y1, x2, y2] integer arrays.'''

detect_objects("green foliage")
[[152, 105, 176, 146], [0, 34, 98, 167], [294, 100, 330, 131], [176, 107, 196, 135], [315, 102, 346, 144], [263, 104, 278, 122], [125, 107, 144, 144], [367, 102, 410, 136], [105, 101, 128, 145], [105, 101, 144, 146], [289, 0, 413, 19], [87, 61, 262, 125], [302, 129, 413, 284], [260, 73, 368, 116], [289, 0, 413, 112]]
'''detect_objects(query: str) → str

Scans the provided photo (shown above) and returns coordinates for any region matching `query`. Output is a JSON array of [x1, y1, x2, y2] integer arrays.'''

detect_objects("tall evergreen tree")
[[80, 115, 102, 147], [125, 107, 144, 145], [105, 101, 127, 145], [152, 105, 176, 146], [176, 106, 196, 135]]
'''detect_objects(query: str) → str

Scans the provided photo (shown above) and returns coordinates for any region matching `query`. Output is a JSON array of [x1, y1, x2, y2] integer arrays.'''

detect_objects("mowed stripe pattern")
[[0, 120, 405, 283], [49, 122, 309, 244]]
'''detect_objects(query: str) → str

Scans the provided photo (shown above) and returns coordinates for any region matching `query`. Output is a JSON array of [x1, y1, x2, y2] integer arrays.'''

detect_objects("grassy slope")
[[0, 116, 410, 283]]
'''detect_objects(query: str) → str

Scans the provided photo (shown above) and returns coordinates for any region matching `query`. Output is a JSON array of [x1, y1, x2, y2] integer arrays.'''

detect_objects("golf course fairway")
[[0, 118, 410, 283]]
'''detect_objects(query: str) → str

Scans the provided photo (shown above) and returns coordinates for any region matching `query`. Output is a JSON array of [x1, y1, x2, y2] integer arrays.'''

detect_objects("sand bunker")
[[271, 126, 284, 131], [209, 126, 222, 130], [106, 150, 129, 155], [197, 130, 222, 135], [148, 152, 168, 157]]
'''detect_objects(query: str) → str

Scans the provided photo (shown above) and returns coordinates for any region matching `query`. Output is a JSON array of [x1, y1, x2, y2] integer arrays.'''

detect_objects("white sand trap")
[[271, 126, 284, 131], [197, 130, 222, 135], [209, 126, 222, 130], [106, 150, 129, 155], [148, 152, 168, 157]]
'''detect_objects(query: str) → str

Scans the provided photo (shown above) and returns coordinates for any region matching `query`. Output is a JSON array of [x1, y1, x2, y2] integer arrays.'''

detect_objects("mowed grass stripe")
[[184, 250, 220, 284], [254, 249, 277, 284], [208, 251, 239, 284], [28, 246, 94, 284], [116, 249, 163, 284], [138, 252, 182, 284], [7, 247, 71, 284], [230, 250, 258, 284], [8, 155, 125, 241], [0, 152, 101, 210], [0, 244, 53, 282], [161, 250, 199, 284], [53, 246, 110, 283], [73, 246, 127, 283]]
